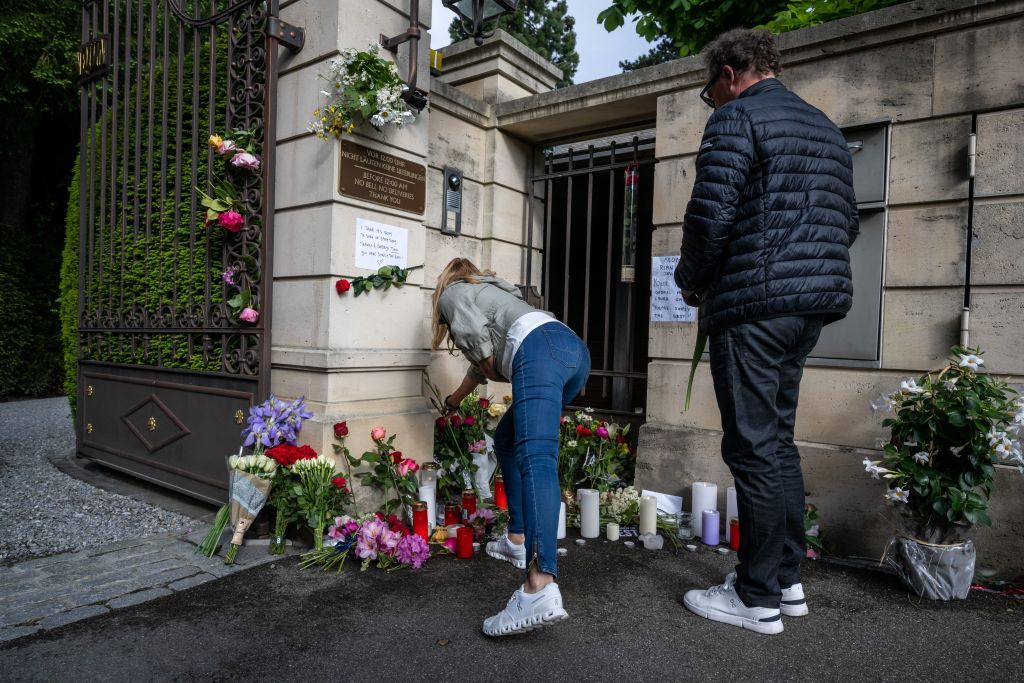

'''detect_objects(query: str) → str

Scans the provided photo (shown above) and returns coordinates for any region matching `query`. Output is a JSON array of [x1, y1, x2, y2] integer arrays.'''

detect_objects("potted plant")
[[866, 346, 1023, 599]]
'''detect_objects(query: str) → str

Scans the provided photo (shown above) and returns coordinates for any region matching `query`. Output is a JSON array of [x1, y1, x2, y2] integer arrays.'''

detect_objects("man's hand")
[[682, 290, 702, 307]]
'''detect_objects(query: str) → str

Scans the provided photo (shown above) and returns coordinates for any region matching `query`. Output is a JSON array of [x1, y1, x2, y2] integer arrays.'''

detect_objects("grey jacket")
[[438, 276, 537, 384]]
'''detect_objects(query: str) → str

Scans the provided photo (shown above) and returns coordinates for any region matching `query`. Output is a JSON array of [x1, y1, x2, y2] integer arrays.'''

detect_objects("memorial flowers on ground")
[[558, 409, 634, 492], [346, 427, 420, 521]]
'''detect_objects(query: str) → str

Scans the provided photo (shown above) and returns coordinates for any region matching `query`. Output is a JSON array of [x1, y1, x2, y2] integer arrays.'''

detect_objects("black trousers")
[[709, 315, 823, 608]]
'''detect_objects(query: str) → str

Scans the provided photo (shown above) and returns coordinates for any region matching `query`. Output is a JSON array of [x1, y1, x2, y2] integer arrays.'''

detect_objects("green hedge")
[[61, 31, 237, 412]]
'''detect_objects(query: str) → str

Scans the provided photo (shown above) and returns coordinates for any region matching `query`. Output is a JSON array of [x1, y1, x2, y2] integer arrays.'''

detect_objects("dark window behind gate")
[[527, 133, 656, 427], [76, 0, 299, 503]]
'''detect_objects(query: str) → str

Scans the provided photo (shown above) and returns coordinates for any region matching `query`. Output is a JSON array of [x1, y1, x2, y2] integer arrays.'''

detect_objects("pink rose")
[[595, 426, 610, 439], [217, 140, 237, 155], [463, 416, 476, 427], [370, 426, 386, 441], [239, 307, 259, 324], [218, 211, 244, 233], [398, 458, 419, 477], [231, 152, 261, 171]]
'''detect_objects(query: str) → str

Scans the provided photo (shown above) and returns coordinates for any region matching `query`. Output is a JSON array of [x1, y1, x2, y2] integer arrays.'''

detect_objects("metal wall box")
[[844, 123, 888, 206]]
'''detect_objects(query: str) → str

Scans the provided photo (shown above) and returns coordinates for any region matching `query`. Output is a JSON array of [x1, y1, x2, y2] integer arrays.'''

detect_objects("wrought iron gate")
[[76, 0, 301, 503], [526, 133, 656, 421]]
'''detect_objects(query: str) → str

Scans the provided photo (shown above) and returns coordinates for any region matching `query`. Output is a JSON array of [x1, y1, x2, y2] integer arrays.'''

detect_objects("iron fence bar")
[[260, 0, 284, 397], [542, 152, 552, 304], [205, 17, 216, 326], [172, 6, 184, 359], [94, 1, 108, 320], [602, 140, 616, 398], [158, 0, 170, 366], [119, 0, 132, 331], [587, 370, 648, 379], [223, 9, 234, 368], [623, 136, 640, 383], [78, 2, 90, 370], [145, 0, 156, 322], [561, 147, 573, 325], [188, 0, 200, 333], [528, 157, 656, 182], [108, 0, 119, 323], [581, 144, 594, 345]]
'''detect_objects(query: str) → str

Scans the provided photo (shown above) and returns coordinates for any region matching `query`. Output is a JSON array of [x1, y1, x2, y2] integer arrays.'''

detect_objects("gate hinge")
[[268, 16, 304, 53]]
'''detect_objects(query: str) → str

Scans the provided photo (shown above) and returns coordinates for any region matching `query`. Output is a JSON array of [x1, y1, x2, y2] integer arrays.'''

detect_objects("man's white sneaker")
[[680, 575, 784, 635], [781, 582, 808, 617], [482, 583, 568, 636], [485, 533, 526, 569]]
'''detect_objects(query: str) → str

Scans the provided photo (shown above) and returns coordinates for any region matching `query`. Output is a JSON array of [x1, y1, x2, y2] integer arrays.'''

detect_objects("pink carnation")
[[218, 210, 244, 233], [231, 152, 261, 171], [239, 307, 259, 324]]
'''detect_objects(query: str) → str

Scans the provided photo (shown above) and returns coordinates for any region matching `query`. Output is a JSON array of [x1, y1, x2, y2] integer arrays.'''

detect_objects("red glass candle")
[[444, 504, 460, 526], [494, 475, 508, 511], [461, 488, 477, 521], [412, 502, 429, 541], [457, 526, 474, 559], [729, 517, 740, 552]]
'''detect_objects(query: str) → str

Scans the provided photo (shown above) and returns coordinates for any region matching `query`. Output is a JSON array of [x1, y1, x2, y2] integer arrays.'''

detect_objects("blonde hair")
[[431, 257, 494, 351]]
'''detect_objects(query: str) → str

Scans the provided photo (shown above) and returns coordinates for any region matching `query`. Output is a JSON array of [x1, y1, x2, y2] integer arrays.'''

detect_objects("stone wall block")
[[968, 289, 1024, 376], [976, 109, 1024, 197], [933, 18, 1024, 116], [427, 109, 489, 183], [884, 204, 967, 287], [888, 117, 971, 205], [970, 200, 1024, 287], [652, 155, 696, 226], [881, 288, 962, 370], [655, 89, 709, 158]]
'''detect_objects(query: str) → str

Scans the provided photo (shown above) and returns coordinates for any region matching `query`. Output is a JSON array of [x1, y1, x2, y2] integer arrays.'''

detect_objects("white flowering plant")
[[309, 44, 415, 139], [866, 346, 1023, 542]]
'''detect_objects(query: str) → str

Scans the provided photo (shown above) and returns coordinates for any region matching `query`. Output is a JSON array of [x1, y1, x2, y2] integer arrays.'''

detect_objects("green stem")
[[223, 543, 240, 564]]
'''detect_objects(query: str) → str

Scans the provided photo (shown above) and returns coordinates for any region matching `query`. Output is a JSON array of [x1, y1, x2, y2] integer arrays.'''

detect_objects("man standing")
[[675, 28, 858, 635]]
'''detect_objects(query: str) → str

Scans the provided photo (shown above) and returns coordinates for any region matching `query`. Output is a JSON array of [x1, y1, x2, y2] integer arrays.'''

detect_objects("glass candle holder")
[[729, 517, 740, 551], [493, 474, 508, 510], [676, 511, 694, 540], [412, 501, 429, 541], [461, 488, 477, 521], [419, 462, 439, 490], [444, 504, 460, 526]]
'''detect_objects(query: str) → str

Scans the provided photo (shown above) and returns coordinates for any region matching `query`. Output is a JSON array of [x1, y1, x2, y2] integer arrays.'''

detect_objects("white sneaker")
[[781, 582, 808, 617], [680, 575, 784, 635], [482, 583, 568, 637], [486, 533, 526, 569]]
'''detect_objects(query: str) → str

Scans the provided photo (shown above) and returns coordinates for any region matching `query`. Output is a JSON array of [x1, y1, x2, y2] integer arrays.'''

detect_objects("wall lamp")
[[443, 0, 520, 46]]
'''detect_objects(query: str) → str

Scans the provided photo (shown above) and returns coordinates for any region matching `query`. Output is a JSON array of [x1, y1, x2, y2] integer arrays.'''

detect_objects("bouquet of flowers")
[[293, 453, 353, 551], [265, 443, 319, 554], [346, 427, 419, 521], [804, 504, 825, 559], [196, 394, 313, 560], [558, 409, 634, 492], [299, 512, 431, 572]]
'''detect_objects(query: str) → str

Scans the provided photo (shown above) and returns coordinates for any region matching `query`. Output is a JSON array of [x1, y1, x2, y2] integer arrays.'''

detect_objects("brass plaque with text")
[[339, 139, 426, 214]]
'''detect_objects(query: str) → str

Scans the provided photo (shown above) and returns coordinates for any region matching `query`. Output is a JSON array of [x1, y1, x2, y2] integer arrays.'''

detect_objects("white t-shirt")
[[499, 311, 564, 380]]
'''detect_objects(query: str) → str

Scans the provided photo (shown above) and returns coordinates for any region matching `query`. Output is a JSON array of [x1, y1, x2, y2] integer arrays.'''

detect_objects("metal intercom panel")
[[442, 167, 463, 236]]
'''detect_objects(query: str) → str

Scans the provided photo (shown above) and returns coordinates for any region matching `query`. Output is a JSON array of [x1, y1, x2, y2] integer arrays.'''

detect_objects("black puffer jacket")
[[674, 78, 859, 337]]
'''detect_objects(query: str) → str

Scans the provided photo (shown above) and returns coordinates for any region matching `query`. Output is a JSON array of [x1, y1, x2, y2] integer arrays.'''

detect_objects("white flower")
[[370, 113, 385, 127], [806, 524, 820, 537], [567, 440, 577, 448], [358, 96, 368, 107], [886, 487, 910, 503], [863, 457, 889, 479], [987, 428, 1007, 446], [958, 354, 984, 371], [949, 444, 965, 457], [900, 378, 925, 395], [585, 407, 595, 414], [943, 377, 959, 391], [870, 393, 897, 413], [912, 451, 930, 465], [904, 440, 919, 448], [994, 439, 1015, 460], [320, 89, 330, 97]]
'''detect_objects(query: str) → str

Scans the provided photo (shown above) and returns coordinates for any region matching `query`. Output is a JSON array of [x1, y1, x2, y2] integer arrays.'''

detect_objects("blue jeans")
[[492, 322, 590, 578]]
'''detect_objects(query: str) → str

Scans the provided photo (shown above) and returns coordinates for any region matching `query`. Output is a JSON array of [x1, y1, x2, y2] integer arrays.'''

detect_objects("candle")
[[419, 462, 439, 489], [639, 495, 657, 536], [729, 517, 740, 551], [446, 523, 463, 540], [493, 474, 508, 510], [676, 511, 693, 540], [461, 488, 477, 522], [412, 501, 428, 541], [701, 509, 720, 546], [606, 522, 620, 541], [418, 482, 436, 532], [444, 504, 460, 526], [579, 488, 600, 539], [557, 500, 567, 539], [725, 485, 738, 544], [457, 526, 473, 559], [691, 482, 718, 538]]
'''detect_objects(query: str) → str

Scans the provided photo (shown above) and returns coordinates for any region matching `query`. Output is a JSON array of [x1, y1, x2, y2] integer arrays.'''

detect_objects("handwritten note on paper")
[[355, 218, 409, 270], [650, 255, 697, 323]]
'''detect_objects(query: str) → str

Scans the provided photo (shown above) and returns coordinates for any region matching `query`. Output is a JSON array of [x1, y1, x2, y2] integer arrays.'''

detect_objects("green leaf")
[[361, 451, 380, 463], [947, 411, 966, 427]]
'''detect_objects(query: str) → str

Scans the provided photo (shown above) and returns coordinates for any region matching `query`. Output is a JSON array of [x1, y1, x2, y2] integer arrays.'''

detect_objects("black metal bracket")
[[268, 16, 304, 53], [379, 27, 422, 52]]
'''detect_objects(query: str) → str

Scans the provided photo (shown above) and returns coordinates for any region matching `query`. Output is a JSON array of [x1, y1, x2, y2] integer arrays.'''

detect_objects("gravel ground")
[[0, 397, 198, 563]]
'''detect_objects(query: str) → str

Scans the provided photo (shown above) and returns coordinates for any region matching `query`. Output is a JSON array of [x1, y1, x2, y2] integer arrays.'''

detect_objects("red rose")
[[616, 435, 627, 445], [435, 416, 448, 430], [333, 421, 349, 438], [374, 511, 386, 520], [335, 278, 351, 294], [463, 416, 476, 427], [478, 398, 490, 409], [576, 424, 591, 437], [391, 451, 402, 464], [294, 445, 318, 461], [332, 476, 347, 489], [450, 414, 462, 427]]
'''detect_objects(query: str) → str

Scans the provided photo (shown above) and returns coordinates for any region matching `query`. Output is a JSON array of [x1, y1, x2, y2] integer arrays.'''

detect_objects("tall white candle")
[[579, 488, 600, 538], [725, 485, 738, 544], [691, 482, 718, 538], [418, 484, 436, 532], [639, 495, 657, 535], [557, 500, 567, 539]]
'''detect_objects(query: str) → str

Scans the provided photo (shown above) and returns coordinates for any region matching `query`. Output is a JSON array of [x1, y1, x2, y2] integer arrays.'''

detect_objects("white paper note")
[[641, 489, 683, 516], [355, 218, 408, 270], [650, 255, 696, 323]]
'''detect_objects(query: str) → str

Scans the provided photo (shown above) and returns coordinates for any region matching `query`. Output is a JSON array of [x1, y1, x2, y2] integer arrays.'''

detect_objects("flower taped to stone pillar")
[[621, 160, 639, 283]]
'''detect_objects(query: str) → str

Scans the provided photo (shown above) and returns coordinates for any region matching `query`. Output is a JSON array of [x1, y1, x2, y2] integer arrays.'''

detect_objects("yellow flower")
[[208, 134, 223, 149], [503, 395, 513, 403]]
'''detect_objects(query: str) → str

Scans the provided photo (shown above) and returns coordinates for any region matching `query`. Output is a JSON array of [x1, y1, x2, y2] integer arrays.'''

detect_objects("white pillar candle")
[[691, 482, 718, 538], [579, 488, 600, 539], [639, 495, 657, 535], [725, 485, 738, 544], [418, 484, 436, 532], [557, 500, 567, 539], [606, 522, 620, 541]]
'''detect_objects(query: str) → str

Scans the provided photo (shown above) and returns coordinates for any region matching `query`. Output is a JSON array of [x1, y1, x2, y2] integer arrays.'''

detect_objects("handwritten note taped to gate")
[[650, 255, 696, 323], [355, 218, 409, 270]]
